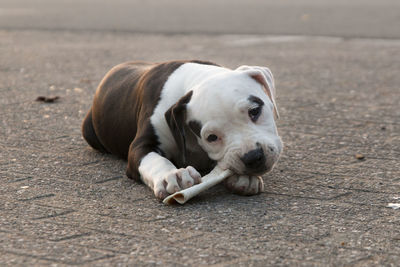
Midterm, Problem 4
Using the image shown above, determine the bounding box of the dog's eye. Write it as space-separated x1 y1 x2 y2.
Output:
206 134 218 142
248 106 262 122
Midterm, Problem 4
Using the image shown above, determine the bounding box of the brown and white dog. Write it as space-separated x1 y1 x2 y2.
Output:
82 60 282 200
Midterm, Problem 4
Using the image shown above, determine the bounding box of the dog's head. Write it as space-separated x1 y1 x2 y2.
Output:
165 65 282 176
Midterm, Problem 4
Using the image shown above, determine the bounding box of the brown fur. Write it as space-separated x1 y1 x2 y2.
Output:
82 60 217 182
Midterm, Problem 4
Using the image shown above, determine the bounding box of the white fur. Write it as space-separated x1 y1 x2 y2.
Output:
141 62 282 199
186 66 282 174
138 152 201 199
150 63 229 157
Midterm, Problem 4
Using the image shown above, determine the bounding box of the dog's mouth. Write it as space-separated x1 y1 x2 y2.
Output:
243 165 271 176
228 163 272 177
218 148 278 177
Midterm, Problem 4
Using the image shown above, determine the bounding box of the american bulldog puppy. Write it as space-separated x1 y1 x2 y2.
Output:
82 60 282 200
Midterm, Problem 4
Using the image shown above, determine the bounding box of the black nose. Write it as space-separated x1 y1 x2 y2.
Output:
240 147 266 171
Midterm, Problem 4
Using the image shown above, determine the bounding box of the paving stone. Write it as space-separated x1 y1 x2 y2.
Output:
0 232 114 265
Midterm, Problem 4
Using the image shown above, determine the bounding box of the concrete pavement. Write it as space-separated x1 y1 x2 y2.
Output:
1 1 400 266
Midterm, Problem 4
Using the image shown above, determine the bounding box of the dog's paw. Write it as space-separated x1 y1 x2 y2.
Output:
154 166 201 200
224 175 264 196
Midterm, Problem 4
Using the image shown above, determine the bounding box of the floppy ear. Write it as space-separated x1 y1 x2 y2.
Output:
236 65 279 119
164 90 193 165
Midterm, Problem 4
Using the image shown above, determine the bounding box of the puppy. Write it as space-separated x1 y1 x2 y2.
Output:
82 60 282 200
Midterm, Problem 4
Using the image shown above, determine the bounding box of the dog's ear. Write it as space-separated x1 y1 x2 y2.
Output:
236 65 279 119
164 90 193 165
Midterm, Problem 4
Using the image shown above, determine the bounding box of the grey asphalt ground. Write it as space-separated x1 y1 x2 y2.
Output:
1 1 400 266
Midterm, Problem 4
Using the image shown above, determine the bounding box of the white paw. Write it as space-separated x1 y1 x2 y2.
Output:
154 166 201 200
224 175 264 196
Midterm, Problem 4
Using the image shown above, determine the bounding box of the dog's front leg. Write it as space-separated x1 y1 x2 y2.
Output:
138 152 202 200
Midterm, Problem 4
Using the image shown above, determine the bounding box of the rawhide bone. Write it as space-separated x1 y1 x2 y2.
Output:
163 168 233 205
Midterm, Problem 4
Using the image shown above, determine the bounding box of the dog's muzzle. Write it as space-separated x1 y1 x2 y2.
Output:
240 147 267 175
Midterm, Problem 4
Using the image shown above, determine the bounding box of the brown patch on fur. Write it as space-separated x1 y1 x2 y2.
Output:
82 60 218 182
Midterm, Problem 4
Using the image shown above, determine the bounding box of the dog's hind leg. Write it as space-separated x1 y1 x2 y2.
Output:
82 109 109 153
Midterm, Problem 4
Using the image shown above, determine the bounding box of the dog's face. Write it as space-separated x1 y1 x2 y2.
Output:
185 66 282 175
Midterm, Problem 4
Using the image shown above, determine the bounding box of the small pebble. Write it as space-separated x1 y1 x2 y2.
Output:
388 203 400 210
355 154 365 160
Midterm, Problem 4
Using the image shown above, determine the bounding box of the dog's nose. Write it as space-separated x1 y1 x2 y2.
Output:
240 147 266 171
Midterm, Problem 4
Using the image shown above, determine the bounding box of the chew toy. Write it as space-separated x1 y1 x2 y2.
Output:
163 168 233 205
